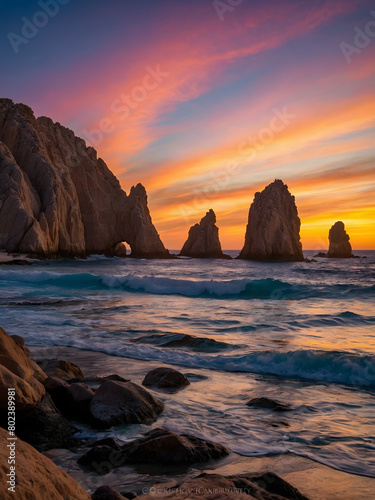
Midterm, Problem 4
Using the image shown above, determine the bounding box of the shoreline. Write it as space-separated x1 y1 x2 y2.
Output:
31 345 375 499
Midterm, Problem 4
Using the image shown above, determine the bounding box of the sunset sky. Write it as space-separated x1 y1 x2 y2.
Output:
1 0 374 250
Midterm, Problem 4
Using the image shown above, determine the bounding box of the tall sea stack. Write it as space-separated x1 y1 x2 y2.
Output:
0 99 170 258
179 209 230 259
238 179 304 261
327 221 353 258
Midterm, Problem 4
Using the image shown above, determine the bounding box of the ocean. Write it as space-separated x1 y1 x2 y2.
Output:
1 250 374 480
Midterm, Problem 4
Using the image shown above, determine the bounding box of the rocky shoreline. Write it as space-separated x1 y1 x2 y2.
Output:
1 329 374 499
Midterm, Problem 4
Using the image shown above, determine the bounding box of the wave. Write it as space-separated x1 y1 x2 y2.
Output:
25 330 375 387
1 270 374 300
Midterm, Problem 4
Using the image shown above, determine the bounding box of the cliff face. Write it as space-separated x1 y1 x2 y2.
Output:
179 209 230 259
238 179 304 261
0 99 169 258
327 221 353 258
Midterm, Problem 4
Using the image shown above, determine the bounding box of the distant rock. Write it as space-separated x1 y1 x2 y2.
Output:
328 221 353 258
0 98 170 258
238 180 304 261
142 367 190 389
113 242 127 257
314 221 354 258
179 209 231 259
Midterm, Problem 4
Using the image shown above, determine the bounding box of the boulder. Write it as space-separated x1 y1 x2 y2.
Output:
38 359 85 380
65 382 95 419
0 427 91 500
327 221 353 258
238 180 304 261
44 375 71 411
121 427 229 465
142 367 190 388
0 326 46 410
179 209 231 259
0 98 170 258
137 471 308 500
15 393 77 451
78 428 229 473
246 397 292 411
89 381 164 428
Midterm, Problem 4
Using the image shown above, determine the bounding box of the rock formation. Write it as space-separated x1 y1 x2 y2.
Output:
179 209 230 259
0 98 170 258
328 221 353 258
0 427 91 500
238 179 304 261
0 327 46 410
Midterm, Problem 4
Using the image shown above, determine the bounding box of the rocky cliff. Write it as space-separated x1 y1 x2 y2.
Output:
327 221 353 258
179 209 230 259
0 98 170 258
238 179 304 261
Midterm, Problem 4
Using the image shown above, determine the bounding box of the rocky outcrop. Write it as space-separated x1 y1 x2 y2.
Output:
89 380 164 428
0 98 169 258
0 427 91 500
328 221 353 258
142 367 190 389
238 180 304 261
0 327 46 410
179 209 231 259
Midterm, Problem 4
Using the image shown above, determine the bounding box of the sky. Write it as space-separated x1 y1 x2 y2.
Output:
1 0 374 250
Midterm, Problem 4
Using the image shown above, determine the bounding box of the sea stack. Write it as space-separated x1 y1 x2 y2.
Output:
327 221 353 258
238 179 304 261
0 99 170 259
179 209 231 259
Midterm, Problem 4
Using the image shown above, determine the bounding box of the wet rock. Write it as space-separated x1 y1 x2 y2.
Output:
246 397 292 411
65 382 95 419
137 471 308 499
15 393 77 451
179 209 231 259
121 427 229 465
44 375 70 409
142 367 190 389
239 179 304 261
38 359 85 380
92 485 128 500
89 381 164 428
